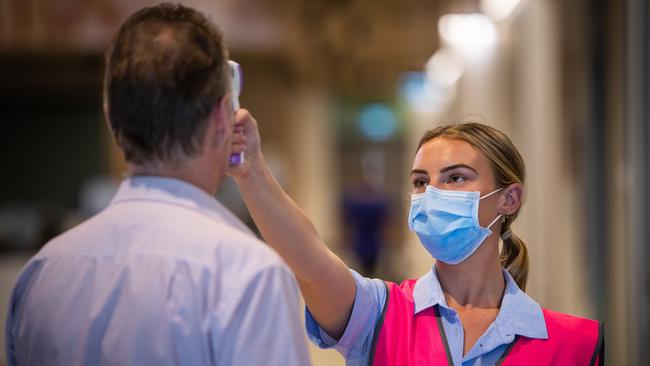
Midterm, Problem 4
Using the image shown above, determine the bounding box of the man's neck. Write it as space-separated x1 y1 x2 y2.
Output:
129 160 222 196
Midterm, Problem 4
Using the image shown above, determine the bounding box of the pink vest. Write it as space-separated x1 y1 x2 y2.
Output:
370 280 604 366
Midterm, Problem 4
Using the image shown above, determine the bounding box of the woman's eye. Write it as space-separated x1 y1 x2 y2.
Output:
449 174 466 184
412 178 427 188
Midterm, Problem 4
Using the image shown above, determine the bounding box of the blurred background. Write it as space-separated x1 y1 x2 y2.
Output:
0 0 647 364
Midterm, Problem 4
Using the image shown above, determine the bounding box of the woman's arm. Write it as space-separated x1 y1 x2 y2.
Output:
228 110 356 339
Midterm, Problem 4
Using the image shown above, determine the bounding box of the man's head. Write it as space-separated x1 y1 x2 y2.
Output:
104 3 231 168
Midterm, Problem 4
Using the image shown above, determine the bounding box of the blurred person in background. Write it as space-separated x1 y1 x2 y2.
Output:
342 176 388 277
229 116 604 365
5 4 309 366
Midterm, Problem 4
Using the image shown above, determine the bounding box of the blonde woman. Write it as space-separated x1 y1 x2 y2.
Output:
229 110 604 365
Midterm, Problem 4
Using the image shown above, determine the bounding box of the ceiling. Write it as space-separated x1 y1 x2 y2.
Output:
0 0 457 93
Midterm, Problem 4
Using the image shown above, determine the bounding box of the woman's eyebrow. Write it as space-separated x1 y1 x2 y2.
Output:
440 164 478 174
410 169 429 176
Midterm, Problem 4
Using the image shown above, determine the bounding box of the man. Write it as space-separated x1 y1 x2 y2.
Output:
5 4 310 365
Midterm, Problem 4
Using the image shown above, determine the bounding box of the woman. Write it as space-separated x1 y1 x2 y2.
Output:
228 110 604 365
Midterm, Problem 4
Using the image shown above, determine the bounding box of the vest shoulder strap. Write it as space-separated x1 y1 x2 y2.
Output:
501 308 604 365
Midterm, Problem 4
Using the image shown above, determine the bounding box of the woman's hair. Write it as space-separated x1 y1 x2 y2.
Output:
417 122 529 291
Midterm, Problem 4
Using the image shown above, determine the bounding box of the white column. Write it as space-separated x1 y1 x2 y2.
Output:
513 0 591 316
289 89 341 248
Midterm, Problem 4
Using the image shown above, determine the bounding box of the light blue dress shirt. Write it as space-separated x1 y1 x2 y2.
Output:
6 176 311 366
306 267 548 366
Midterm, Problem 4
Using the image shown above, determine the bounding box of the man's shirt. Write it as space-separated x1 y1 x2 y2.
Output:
6 176 311 366
306 268 547 366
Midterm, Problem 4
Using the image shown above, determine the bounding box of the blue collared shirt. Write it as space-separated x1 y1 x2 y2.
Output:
306 267 548 366
6 176 311 366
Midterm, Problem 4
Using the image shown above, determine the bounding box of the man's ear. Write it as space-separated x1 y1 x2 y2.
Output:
103 98 111 128
206 93 233 147
499 183 523 215
215 92 233 129
102 98 118 143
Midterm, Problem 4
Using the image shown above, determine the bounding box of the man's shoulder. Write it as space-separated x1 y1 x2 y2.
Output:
212 229 288 274
39 204 288 275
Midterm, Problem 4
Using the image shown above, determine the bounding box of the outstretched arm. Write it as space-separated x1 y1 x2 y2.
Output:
227 110 356 339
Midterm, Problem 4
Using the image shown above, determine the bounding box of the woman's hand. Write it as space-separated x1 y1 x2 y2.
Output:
227 109 264 182
226 108 356 340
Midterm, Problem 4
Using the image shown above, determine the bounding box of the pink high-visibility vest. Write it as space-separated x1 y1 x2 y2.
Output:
370 280 604 366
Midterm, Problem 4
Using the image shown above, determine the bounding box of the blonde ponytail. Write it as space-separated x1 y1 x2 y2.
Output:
499 222 529 291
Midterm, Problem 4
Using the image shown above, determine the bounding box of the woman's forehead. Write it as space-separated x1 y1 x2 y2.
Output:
413 138 486 171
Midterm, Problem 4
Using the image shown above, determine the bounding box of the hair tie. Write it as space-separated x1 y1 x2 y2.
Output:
501 230 512 241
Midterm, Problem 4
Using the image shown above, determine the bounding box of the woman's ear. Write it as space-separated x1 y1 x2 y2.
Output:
499 183 523 215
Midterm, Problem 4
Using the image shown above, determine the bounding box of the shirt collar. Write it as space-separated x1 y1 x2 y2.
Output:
110 175 253 235
412 266 548 340
495 269 548 339
413 266 448 313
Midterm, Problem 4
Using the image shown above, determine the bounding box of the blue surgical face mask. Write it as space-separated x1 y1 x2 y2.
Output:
408 185 503 264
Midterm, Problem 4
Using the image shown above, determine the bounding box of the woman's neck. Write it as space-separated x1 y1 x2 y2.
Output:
435 239 505 309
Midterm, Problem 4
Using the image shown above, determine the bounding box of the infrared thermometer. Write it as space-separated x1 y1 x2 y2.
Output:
228 60 244 166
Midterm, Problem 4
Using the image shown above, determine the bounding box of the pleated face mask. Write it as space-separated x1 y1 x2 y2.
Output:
408 185 502 264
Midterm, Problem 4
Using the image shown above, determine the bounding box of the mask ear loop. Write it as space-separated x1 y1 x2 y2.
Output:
486 214 503 230
480 187 503 200
481 187 504 230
